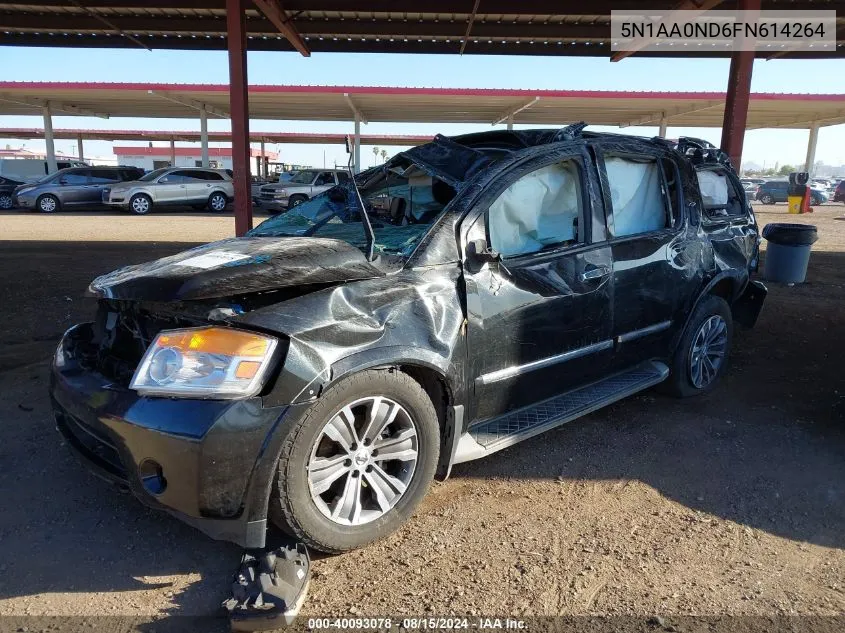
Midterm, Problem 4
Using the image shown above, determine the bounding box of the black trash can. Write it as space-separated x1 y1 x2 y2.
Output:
762 223 818 283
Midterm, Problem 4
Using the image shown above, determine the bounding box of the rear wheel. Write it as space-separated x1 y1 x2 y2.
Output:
129 194 152 215
665 295 733 398
37 194 60 213
760 194 775 205
0 193 13 210
269 369 440 554
207 192 227 212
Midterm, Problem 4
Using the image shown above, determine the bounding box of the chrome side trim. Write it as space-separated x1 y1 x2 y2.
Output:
616 320 672 344
475 339 614 386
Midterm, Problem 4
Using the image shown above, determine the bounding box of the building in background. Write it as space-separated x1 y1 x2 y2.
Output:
113 146 278 173
0 146 116 166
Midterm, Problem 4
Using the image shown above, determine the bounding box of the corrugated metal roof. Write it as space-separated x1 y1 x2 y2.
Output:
1 83 843 129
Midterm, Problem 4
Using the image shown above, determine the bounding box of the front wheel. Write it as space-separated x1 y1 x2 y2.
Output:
287 195 307 208
664 295 733 398
269 370 440 554
37 194 60 213
129 194 152 215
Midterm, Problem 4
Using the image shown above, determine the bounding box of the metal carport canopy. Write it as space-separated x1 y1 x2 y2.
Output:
1 83 844 130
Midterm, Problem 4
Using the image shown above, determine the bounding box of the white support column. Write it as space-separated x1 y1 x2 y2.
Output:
200 105 210 168
506 114 514 131
43 104 58 174
658 114 668 138
170 139 176 167
260 139 265 178
804 123 819 174
77 135 84 163
353 114 361 174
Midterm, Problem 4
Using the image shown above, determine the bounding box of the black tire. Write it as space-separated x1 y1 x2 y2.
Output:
0 193 13 210
207 192 228 212
36 194 60 213
129 193 152 215
759 194 775 205
269 369 440 554
811 196 821 206
664 295 733 398
287 195 307 208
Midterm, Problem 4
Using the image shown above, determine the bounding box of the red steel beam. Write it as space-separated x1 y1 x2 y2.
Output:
720 0 760 170
252 0 310 57
227 0 253 236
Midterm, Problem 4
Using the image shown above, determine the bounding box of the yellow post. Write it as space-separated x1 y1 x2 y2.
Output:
787 194 802 214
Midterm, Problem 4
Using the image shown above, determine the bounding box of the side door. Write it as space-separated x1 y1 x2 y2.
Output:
312 171 337 196
85 168 122 205
462 147 614 423
56 170 91 206
153 172 188 204
593 148 688 369
174 170 208 203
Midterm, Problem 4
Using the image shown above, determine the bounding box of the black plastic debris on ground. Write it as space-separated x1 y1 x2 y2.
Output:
223 544 310 631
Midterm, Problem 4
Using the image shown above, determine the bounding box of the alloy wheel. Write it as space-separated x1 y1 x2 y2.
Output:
39 196 57 212
131 196 150 214
210 194 226 211
0 194 12 210
307 396 419 526
689 315 728 389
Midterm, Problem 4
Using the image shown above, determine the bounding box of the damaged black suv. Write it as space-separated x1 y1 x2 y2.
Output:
50 127 766 554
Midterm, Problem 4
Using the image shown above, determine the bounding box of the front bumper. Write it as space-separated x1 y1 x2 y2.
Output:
12 193 36 209
258 196 289 212
50 324 307 548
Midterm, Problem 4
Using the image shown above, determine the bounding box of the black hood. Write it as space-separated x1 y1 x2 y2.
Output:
87 236 385 301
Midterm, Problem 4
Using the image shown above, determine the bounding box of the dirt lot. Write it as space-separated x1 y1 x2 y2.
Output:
0 205 843 627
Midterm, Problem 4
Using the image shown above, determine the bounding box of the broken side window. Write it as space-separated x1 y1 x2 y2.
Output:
604 156 669 238
487 161 582 258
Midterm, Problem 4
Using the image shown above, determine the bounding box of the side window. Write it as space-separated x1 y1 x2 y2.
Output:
314 171 336 186
604 156 669 237
697 167 746 218
159 173 185 184
59 171 89 185
201 171 224 181
336 171 350 183
172 170 202 182
487 161 583 258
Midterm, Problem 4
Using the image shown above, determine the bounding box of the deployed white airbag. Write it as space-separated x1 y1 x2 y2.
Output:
489 162 580 257
606 157 666 236
696 170 729 208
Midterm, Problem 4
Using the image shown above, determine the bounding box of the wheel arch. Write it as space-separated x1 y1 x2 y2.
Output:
671 271 744 355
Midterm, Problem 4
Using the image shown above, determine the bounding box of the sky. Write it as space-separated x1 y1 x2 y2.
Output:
0 46 843 171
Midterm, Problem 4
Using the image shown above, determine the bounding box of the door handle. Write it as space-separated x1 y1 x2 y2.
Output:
579 266 610 282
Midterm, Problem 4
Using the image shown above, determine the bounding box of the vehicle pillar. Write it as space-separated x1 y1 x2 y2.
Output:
226 0 253 236
43 104 58 174
200 105 210 168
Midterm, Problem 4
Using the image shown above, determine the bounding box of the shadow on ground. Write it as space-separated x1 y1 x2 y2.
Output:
0 241 842 619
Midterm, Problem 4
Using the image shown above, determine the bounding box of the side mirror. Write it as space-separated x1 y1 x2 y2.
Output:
466 238 501 265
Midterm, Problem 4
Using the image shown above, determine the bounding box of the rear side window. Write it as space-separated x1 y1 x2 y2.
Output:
314 172 336 186
200 171 224 181
336 171 350 183
604 156 669 237
488 160 583 258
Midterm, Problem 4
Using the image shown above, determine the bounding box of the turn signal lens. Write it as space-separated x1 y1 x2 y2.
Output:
130 327 278 399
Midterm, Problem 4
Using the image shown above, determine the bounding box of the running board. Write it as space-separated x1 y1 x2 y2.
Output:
452 361 669 464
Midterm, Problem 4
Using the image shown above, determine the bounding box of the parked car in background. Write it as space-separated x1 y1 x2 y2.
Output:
51 128 765 554
0 158 88 183
12 166 145 213
754 180 828 205
258 169 351 212
103 167 234 215
0 175 24 209
833 180 845 203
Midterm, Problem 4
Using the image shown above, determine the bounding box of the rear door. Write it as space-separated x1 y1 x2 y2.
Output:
462 146 615 422
85 168 122 205
175 170 208 202
593 147 688 369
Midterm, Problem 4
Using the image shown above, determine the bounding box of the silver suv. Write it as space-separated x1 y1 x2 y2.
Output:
258 169 350 212
104 167 234 215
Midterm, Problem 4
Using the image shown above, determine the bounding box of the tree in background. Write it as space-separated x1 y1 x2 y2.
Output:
381 149 388 162
777 164 796 176
372 146 380 166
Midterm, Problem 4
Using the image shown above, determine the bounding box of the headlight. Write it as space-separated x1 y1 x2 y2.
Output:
130 327 278 398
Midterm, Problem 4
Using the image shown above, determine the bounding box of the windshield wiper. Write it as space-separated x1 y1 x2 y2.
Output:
345 142 376 261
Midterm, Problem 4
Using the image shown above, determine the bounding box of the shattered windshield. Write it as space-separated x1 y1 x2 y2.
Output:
248 158 461 258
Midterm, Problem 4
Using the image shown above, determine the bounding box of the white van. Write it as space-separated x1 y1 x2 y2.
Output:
0 159 88 183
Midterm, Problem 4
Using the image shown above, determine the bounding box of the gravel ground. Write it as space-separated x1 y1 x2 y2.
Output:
0 204 843 627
